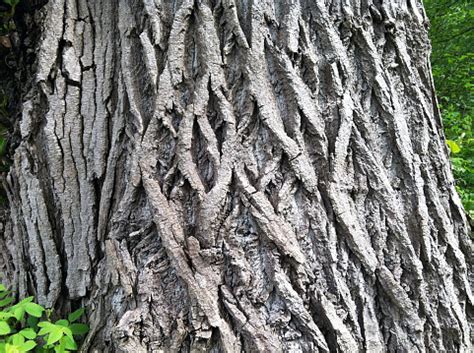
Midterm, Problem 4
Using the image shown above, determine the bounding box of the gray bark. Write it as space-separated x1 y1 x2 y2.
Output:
0 0 472 352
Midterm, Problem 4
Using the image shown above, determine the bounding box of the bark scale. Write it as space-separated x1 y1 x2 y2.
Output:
0 0 472 352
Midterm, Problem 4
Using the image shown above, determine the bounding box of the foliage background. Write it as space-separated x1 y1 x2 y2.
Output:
425 0 474 218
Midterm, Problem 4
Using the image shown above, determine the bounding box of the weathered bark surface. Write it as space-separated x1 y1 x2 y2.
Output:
1 0 472 352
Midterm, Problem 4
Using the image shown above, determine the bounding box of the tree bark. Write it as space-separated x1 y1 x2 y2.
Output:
1 0 472 352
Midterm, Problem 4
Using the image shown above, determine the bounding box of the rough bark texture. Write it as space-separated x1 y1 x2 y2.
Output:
0 0 472 352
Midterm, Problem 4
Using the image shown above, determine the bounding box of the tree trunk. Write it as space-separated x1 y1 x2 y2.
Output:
1 0 472 352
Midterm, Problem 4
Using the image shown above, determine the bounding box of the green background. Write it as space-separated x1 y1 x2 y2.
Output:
425 0 473 218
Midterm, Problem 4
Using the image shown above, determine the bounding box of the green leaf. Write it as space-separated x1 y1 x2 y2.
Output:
60 327 73 340
0 285 6 292
69 323 89 335
5 343 21 353
18 329 36 340
10 334 24 346
37 321 52 328
2 0 20 7
23 303 44 318
0 311 14 320
61 335 77 350
53 345 67 353
0 138 6 157
67 308 85 323
0 291 11 300
46 327 64 345
0 297 13 307
55 320 68 327
19 340 36 352
16 297 33 306
37 322 55 336
447 140 461 153
0 321 11 335
12 307 24 321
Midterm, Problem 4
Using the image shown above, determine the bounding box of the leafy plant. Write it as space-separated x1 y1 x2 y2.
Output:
2 0 20 17
0 1 18 38
0 124 7 158
425 0 474 219
0 284 89 353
